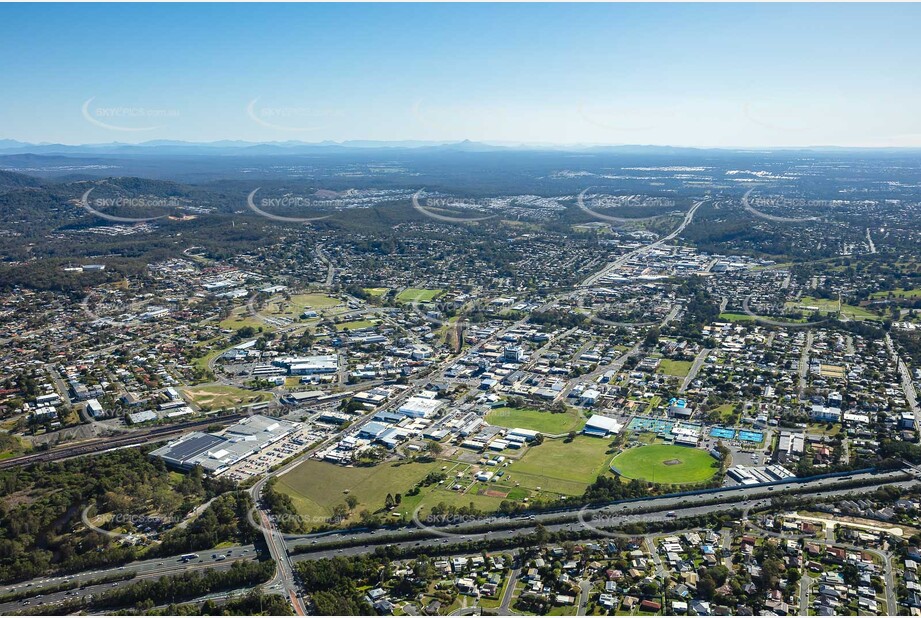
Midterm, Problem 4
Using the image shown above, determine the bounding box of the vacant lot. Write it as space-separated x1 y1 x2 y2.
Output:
280 437 617 526
181 385 272 410
486 406 584 435
218 313 266 332
277 459 441 524
785 296 881 321
657 359 693 378
718 312 755 322
871 288 921 300
396 288 443 303
263 293 343 317
336 319 379 331
611 444 717 485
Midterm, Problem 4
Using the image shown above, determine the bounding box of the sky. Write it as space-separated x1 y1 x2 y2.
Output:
1 2 920 148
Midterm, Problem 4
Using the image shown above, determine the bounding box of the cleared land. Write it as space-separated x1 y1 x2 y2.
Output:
396 288 443 303
260 293 343 317
486 406 585 435
785 295 881 321
611 444 718 485
871 288 921 300
181 385 273 410
718 312 755 322
336 319 379 331
657 359 694 378
219 293 345 331
277 459 441 524
280 437 615 525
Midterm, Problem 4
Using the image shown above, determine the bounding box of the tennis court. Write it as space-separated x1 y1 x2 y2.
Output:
627 417 674 434
709 427 736 440
738 430 764 443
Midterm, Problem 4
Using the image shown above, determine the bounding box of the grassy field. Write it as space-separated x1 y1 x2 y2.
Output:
611 444 718 485
718 312 755 322
396 288 443 303
336 319 378 331
261 293 343 317
713 403 739 425
277 459 442 524
785 296 881 321
511 436 613 487
180 385 273 410
871 288 921 300
486 406 584 435
657 359 693 378
279 437 618 526
363 287 389 297
219 293 347 331
218 314 267 332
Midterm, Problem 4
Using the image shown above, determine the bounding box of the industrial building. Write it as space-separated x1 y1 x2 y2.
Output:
273 355 339 376
398 396 444 418
150 415 300 474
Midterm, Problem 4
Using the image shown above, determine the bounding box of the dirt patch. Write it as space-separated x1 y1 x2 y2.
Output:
663 459 683 466
482 489 509 498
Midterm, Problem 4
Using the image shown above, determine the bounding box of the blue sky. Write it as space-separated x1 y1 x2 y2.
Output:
2 3 920 147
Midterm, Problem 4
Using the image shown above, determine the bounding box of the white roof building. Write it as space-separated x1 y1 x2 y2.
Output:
583 414 623 437
398 396 444 418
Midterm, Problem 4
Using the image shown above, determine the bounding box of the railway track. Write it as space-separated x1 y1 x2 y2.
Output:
0 413 247 470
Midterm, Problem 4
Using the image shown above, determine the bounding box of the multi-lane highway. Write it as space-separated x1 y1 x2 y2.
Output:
284 468 916 559
4 466 913 612
0 545 256 614
581 199 706 288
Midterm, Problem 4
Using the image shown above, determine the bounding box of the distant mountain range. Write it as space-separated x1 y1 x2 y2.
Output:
2 138 919 157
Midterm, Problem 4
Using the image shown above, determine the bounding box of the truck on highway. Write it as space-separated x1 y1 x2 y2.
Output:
666 511 676 518
180 553 199 562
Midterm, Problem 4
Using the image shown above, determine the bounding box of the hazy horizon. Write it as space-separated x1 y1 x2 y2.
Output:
2 3 920 149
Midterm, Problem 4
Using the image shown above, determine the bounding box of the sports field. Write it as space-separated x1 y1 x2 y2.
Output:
486 406 584 435
510 436 613 489
611 444 717 485
396 288 443 303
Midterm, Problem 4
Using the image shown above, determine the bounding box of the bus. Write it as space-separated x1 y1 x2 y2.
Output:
180 553 199 562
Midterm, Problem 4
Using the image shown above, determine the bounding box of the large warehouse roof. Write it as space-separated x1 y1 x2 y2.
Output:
150 415 299 473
